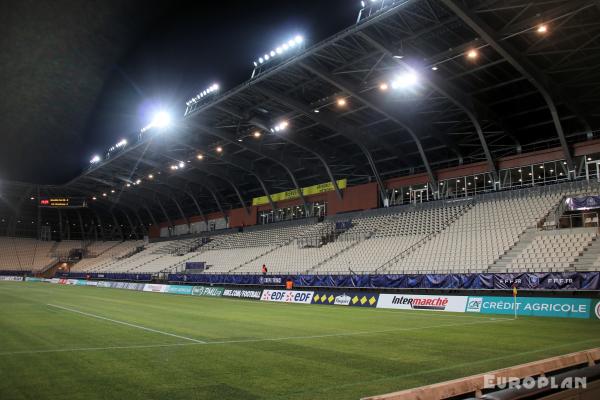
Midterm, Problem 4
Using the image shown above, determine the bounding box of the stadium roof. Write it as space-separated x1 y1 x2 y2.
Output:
3 0 600 224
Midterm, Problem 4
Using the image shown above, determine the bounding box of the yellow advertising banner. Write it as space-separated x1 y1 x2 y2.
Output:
252 179 347 206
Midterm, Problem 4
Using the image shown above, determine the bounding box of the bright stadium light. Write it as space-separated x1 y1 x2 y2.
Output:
271 120 289 133
185 83 220 108
196 153 204 160
90 155 101 164
252 34 305 77
152 111 171 128
391 71 419 89
141 110 172 132
178 161 185 168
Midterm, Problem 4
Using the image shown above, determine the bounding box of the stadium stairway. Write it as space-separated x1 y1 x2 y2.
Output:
571 236 600 271
488 227 538 273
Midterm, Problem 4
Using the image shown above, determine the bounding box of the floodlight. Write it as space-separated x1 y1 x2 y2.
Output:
337 98 347 107
152 111 171 128
92 196 97 200
253 131 261 138
126 183 131 187
466 49 478 59
148 174 154 179
30 196 35 200
196 154 204 160
294 35 303 44
102 193 107 197
90 155 101 164
391 71 418 89
170 165 178 170
379 82 389 91
136 179 142 184
264 54 270 61
270 50 275 57
178 161 185 168
537 24 547 33
111 189 115 193
276 47 282 54
431 66 438 71
259 57 264 63
216 146 223 153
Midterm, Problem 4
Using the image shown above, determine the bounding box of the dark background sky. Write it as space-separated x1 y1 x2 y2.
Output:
0 0 356 184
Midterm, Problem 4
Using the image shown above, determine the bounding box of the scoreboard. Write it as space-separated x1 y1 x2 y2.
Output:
39 197 87 208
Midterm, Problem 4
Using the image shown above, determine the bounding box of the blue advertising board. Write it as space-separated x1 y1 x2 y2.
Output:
166 285 193 295
466 296 592 319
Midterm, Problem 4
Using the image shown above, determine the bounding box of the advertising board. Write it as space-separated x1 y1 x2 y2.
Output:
143 284 169 293
467 296 593 319
0 276 24 281
377 294 468 312
167 285 194 295
594 300 600 320
191 286 224 297
312 291 379 307
222 289 262 299
260 290 314 304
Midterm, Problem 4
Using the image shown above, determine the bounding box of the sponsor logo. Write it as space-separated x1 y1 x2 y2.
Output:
143 284 168 293
334 294 351 306
312 292 378 307
261 290 314 304
391 295 448 310
259 277 282 285
547 278 574 285
377 294 468 312
466 297 483 313
595 301 600 320
191 286 224 297
222 289 262 299
0 276 24 281
478 296 591 319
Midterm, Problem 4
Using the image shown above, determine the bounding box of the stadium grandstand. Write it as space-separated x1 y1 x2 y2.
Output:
1 1 600 400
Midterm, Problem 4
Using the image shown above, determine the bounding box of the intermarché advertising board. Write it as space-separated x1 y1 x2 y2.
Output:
191 286 224 297
466 296 593 319
377 293 469 312
312 291 379 307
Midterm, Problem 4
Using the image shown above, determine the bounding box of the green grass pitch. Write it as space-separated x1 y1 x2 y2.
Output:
1 282 599 400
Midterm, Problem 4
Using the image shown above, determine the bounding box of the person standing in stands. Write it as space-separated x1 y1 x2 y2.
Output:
261 264 267 275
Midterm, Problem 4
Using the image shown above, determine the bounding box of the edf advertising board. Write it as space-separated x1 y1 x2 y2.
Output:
260 290 314 304
466 296 592 319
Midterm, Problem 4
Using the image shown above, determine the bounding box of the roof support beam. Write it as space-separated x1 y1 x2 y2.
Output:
255 85 388 202
441 0 585 173
299 61 439 192
249 116 343 200
155 197 173 236
358 32 503 180
185 190 208 225
189 120 309 212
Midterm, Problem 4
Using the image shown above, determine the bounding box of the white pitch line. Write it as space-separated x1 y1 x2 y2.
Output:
47 304 206 344
0 316 509 356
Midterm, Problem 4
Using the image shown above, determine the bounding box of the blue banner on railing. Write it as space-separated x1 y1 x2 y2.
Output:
164 271 600 290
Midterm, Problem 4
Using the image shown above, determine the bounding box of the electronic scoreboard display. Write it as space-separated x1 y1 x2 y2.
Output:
38 197 87 208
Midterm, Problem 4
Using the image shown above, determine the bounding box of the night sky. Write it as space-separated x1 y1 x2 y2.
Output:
0 0 355 184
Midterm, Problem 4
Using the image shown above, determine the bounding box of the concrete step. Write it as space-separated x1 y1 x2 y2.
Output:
488 227 538 272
